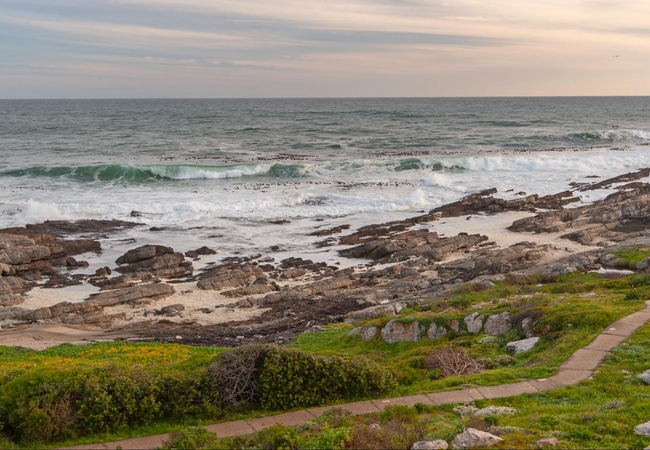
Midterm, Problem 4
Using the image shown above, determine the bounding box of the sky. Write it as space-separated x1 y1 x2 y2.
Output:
1 0 650 98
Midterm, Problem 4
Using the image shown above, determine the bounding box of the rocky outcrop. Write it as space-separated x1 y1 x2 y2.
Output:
345 302 406 322
0 233 97 284
348 326 378 340
451 428 503 449
198 264 265 291
508 184 650 245
484 312 512 336
115 245 192 279
0 219 137 237
578 168 650 192
0 276 30 306
381 320 422 343
427 323 448 339
12 283 176 328
428 188 576 219
116 245 174 264
340 229 487 262
506 337 540 354
445 242 551 278
87 283 176 307
464 313 484 334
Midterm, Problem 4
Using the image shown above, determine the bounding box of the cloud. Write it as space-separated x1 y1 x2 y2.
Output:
1 0 650 97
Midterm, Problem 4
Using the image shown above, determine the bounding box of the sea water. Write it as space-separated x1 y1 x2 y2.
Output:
1 97 649 266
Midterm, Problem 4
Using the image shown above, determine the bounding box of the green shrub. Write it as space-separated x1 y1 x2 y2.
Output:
630 275 650 287
161 426 218 450
448 297 472 310
303 427 349 450
0 365 219 444
257 347 395 410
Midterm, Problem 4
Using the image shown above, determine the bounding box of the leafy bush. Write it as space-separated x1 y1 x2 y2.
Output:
0 365 219 444
161 426 218 450
448 297 472 310
257 346 396 410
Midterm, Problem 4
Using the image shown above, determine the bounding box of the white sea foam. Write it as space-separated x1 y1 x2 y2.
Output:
147 164 272 179
22 199 66 223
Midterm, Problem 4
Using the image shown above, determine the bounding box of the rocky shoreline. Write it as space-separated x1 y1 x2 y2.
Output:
3 168 650 349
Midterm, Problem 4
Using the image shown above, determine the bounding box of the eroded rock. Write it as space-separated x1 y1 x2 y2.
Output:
451 428 503 449
506 337 540 354
484 312 512 336
381 320 422 344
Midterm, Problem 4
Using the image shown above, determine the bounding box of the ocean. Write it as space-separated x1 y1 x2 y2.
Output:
1 97 650 267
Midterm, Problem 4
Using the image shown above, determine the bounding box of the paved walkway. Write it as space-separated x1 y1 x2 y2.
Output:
67 301 650 450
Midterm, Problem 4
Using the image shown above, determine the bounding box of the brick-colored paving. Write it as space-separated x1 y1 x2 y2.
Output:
66 301 650 450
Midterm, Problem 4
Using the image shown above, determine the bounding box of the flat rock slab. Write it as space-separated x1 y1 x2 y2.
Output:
341 400 381 415
206 420 256 438
373 394 433 409
550 369 592 386
601 320 645 337
584 333 628 351
74 435 167 450
476 382 538 399
246 410 316 430
428 389 483 405
560 348 609 371
527 378 565 391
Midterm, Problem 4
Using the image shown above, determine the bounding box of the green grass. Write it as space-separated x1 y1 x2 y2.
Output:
0 271 648 448
613 245 650 266
290 272 647 395
188 323 650 449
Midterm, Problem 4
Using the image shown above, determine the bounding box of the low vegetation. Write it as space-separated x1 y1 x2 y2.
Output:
0 271 647 447
166 323 650 449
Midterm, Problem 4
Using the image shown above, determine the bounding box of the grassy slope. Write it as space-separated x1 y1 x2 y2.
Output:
0 270 649 447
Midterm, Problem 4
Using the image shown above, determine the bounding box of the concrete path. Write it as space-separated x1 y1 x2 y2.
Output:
66 301 650 450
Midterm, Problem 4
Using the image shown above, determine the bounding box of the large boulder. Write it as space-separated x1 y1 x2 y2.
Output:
635 421 650 437
381 320 422 344
345 302 406 322
484 312 512 336
506 337 540 354
115 245 192 279
116 244 174 264
464 313 484 334
451 428 503 449
348 326 378 341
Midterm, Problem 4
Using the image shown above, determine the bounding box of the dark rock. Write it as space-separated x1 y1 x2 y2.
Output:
309 224 351 237
66 257 89 268
185 246 217 258
116 245 174 265
87 283 176 307
95 266 112 277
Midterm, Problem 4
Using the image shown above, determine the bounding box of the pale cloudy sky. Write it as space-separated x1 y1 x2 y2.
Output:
1 0 649 98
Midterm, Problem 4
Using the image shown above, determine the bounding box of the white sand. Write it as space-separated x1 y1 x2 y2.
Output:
20 284 100 309
422 211 597 264
106 281 269 327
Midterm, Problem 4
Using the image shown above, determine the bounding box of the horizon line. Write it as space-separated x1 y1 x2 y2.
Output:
2 95 650 101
